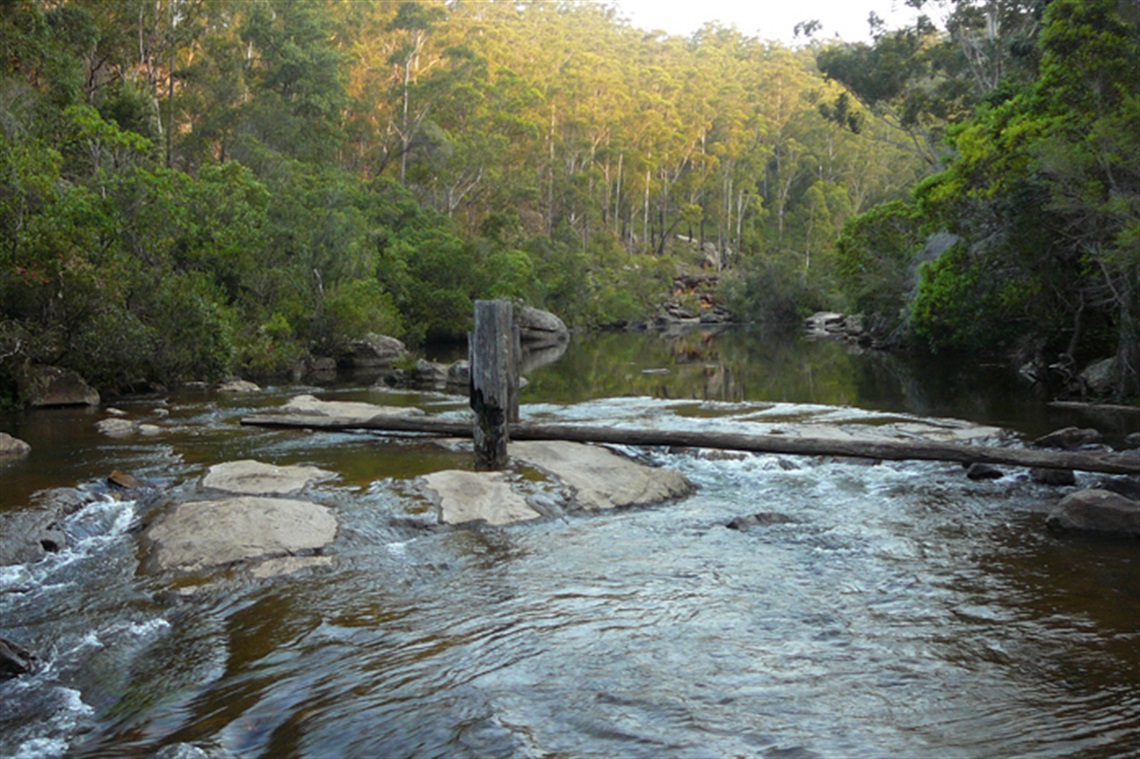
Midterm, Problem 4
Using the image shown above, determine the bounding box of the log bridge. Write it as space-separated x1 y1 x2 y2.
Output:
242 299 1140 477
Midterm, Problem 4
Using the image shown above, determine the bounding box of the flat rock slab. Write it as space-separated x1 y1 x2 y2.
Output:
280 394 425 424
512 440 694 511
202 459 335 495
143 497 337 573
422 471 543 526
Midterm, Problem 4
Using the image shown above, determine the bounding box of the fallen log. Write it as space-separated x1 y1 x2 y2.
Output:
240 413 1140 476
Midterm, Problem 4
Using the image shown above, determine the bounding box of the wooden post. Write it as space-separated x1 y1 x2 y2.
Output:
470 300 517 469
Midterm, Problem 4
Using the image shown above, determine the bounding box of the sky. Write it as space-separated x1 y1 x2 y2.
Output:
605 0 923 45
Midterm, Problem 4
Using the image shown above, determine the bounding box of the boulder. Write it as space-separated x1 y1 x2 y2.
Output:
0 636 38 680
143 496 338 573
17 364 100 407
1031 467 1077 486
1080 357 1117 396
0 509 66 566
1046 489 1140 537
966 462 1004 480
216 378 260 393
348 333 408 368
410 359 449 390
511 440 694 511
1032 426 1103 450
0 432 31 457
446 360 470 391
422 470 543 526
515 306 569 345
202 459 335 496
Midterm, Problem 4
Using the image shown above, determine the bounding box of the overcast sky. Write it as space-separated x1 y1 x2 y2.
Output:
604 0 923 44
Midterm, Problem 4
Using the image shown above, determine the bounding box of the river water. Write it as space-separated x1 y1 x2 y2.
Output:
1 327 1138 758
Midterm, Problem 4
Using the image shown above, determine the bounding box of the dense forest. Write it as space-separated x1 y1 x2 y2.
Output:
0 0 1136 406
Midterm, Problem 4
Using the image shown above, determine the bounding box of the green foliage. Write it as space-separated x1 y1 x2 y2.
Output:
909 243 1029 352
834 200 925 323
719 252 824 324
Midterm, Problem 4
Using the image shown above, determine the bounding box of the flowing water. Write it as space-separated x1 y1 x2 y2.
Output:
1 327 1138 758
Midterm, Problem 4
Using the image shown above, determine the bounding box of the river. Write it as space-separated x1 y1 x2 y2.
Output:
1 326 1138 758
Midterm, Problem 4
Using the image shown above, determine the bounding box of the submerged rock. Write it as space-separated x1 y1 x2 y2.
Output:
1046 489 1140 537
726 512 795 530
202 459 335 496
423 470 543 526
143 496 338 573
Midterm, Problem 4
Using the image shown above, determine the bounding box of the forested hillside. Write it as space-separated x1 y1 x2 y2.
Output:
0 0 1135 405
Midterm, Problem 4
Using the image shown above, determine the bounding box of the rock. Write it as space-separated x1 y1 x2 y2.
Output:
1031 467 1077 486
446 360 470 390
1080 357 1117 396
17 364 100 407
422 470 543 526
0 636 38 680
1126 432 1140 450
142 496 338 573
0 432 31 457
515 306 569 345
279 394 424 424
248 555 333 580
105 407 128 417
1046 489 1140 537
216 378 260 393
95 418 139 437
726 512 794 530
511 440 694 511
1032 426 1103 450
138 423 162 436
348 333 408 368
411 359 449 390
0 509 66 566
1092 475 1140 501
108 470 140 489
202 459 335 496
966 462 1004 480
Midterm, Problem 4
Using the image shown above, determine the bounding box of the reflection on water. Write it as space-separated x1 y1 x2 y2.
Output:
0 328 1138 758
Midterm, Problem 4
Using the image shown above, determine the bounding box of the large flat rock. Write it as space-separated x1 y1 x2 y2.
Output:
143 497 337 573
280 394 424 424
512 440 694 511
422 471 543 526
202 459 335 496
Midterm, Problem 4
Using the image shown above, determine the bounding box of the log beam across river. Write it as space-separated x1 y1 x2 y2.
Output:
240 413 1140 476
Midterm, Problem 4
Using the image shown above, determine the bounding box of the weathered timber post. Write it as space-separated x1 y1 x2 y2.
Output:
470 300 518 469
